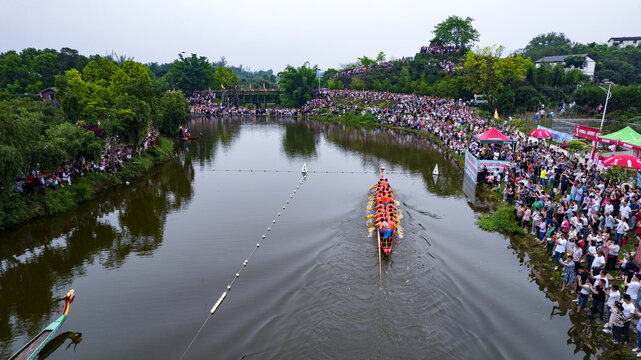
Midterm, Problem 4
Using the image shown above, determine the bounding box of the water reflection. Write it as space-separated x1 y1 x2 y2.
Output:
38 331 82 359
282 121 318 159
0 156 194 358
278 118 463 197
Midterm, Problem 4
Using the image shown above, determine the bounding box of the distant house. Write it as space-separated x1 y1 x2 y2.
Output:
534 54 596 79
607 36 641 48
39 87 58 104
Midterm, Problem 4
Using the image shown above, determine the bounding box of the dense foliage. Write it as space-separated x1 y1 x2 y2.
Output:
278 63 318 107
431 15 479 49
0 98 105 195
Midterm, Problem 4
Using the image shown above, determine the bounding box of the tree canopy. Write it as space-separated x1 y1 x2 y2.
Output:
164 53 215 95
462 46 531 105
278 63 318 107
431 16 479 49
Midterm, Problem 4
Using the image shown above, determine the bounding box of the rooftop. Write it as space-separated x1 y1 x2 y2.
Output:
534 54 592 63
608 36 641 42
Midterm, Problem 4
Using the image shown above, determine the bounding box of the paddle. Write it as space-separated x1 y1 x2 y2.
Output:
377 231 382 284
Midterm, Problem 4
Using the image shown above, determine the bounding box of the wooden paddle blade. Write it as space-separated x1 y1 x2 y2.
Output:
367 221 377 228
397 230 403 237
394 201 400 205
368 226 376 232
365 214 375 220
366 207 375 211
367 201 374 205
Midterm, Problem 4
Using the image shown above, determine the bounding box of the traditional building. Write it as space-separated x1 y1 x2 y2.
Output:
607 36 641 48
38 87 58 104
534 54 596 79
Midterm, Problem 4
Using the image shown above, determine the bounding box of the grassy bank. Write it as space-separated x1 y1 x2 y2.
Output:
0 136 175 230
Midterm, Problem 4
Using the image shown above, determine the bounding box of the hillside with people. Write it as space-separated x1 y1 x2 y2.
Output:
314 17 641 123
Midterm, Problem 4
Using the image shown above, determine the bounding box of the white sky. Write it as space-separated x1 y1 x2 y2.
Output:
1 0 639 72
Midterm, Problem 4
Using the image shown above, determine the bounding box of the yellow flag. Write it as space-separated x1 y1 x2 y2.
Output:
494 108 499 119
249 83 252 89
221 83 224 89
263 83 266 89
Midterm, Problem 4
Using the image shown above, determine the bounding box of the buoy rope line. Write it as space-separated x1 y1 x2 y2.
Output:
178 173 309 360
210 169 414 174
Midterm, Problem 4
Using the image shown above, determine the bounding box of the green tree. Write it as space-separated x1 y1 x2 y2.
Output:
29 52 59 88
0 101 43 193
522 32 572 61
462 46 530 105
358 55 377 67
55 68 88 122
108 95 151 144
431 15 479 49
213 66 240 89
155 91 189 137
278 63 318 107
82 57 119 85
45 122 105 162
108 61 153 103
164 53 215 94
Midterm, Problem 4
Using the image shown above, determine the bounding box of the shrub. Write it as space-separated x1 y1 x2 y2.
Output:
566 140 586 153
477 204 524 235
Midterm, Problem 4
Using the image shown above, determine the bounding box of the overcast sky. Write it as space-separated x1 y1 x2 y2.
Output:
1 0 639 72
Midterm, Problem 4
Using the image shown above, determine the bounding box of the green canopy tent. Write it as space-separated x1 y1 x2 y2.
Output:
599 126 641 151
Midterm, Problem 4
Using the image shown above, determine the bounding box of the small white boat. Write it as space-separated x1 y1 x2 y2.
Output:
432 164 439 175
301 162 308 176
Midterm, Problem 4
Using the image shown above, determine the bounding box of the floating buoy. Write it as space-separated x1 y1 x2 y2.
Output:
433 164 439 176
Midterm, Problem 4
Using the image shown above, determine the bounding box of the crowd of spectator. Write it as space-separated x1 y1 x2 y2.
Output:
13 127 159 194
419 43 461 55
334 58 412 79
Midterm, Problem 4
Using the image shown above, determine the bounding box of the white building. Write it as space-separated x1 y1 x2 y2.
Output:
607 37 641 48
534 54 596 79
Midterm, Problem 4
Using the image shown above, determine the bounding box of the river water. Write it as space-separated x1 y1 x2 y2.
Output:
1 117 586 359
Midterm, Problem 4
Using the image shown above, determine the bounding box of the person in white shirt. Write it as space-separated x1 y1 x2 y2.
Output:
603 283 621 334
621 294 636 345
592 253 606 277
625 274 641 308
554 235 567 268
616 217 630 244
621 202 632 222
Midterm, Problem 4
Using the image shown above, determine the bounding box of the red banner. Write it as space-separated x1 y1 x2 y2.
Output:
574 124 600 140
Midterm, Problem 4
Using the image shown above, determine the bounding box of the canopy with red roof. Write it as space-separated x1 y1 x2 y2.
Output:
472 127 516 145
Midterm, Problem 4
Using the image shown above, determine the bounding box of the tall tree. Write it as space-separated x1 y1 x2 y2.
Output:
278 62 318 107
155 91 189 137
213 66 240 89
431 15 479 49
522 32 572 61
164 53 215 94
462 46 531 105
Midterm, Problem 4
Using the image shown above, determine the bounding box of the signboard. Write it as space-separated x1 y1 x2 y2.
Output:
537 125 573 143
479 159 512 175
574 124 600 140
464 150 511 183
464 150 479 180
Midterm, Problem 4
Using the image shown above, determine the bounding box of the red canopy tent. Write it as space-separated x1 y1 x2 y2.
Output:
472 127 515 145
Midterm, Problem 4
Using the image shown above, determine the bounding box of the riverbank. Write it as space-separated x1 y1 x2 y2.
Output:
0 136 175 231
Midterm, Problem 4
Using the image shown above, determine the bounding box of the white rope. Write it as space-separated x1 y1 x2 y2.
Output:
178 173 309 360
209 169 411 174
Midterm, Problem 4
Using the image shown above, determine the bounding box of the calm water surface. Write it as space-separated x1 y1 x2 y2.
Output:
1 117 586 359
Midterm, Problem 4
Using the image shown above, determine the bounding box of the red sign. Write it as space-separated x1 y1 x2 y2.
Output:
574 124 600 140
